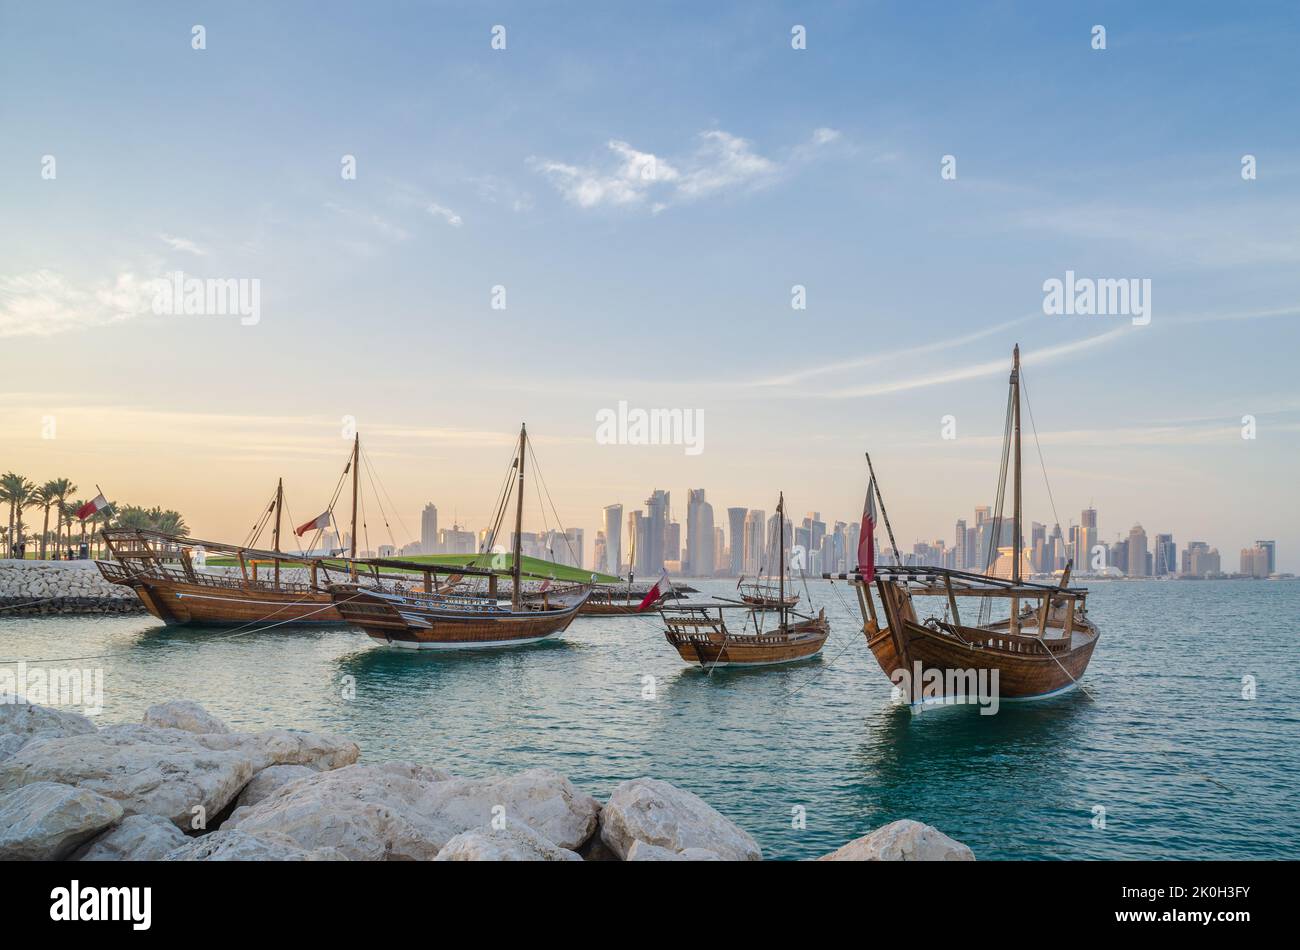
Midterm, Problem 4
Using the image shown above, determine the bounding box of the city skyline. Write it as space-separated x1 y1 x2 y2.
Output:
2 5 1297 571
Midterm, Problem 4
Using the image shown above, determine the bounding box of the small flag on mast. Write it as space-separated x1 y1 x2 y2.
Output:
76 493 110 521
857 479 876 584
295 511 331 537
637 570 672 611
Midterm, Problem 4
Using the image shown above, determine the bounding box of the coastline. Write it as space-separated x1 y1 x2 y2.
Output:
0 699 974 862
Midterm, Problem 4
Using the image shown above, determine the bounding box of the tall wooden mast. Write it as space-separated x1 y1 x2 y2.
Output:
777 491 785 626
272 478 283 588
1012 345 1022 584
1011 345 1022 633
349 433 359 579
511 424 526 611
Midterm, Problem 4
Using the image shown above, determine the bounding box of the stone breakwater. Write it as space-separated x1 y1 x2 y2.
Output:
0 699 976 862
0 561 144 616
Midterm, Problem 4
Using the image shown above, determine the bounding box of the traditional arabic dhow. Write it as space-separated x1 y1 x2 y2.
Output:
827 346 1100 702
326 424 592 649
662 491 829 668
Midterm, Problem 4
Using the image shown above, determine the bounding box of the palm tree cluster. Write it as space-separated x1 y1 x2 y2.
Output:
0 472 189 559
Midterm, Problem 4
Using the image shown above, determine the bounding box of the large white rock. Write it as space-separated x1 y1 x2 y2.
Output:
0 703 97 762
101 723 359 773
224 763 461 861
817 820 975 861
75 813 188 861
626 840 722 861
421 767 600 851
600 778 761 861
142 700 230 735
0 728 257 829
165 829 346 861
434 818 581 861
0 781 124 860
235 764 317 809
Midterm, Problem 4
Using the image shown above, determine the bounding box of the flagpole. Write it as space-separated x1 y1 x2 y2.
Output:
864 453 901 568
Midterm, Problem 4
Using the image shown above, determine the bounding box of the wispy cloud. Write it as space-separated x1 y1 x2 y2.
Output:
530 127 840 212
0 270 157 339
425 202 463 227
159 233 207 256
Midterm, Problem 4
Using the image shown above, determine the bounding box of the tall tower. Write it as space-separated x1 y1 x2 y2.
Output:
603 504 623 574
726 508 747 576
420 503 438 554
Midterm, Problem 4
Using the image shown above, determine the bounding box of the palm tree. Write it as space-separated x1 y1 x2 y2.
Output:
33 483 55 559
0 473 37 558
45 478 76 558
151 508 190 536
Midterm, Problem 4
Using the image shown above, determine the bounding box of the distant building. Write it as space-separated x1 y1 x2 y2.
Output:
603 504 623 575
686 489 715 578
1241 545 1270 578
439 525 475 555
954 519 967 571
1255 540 1276 575
1153 533 1176 576
742 510 766 575
1127 524 1149 577
726 508 747 576
593 531 607 576
642 490 669 575
420 503 438 554
1182 541 1221 577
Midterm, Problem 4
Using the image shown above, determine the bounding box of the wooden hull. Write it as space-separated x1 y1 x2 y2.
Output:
667 618 829 668
864 617 1098 700
739 595 799 611
97 566 342 626
329 584 589 649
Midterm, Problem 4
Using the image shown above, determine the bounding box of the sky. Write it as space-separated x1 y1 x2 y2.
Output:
2 1 1298 570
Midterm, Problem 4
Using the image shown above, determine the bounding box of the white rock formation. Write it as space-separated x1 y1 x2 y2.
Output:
626 840 722 861
600 777 761 861
0 728 257 829
0 703 97 762
0 781 124 860
421 767 600 851
165 829 346 861
816 819 975 861
235 764 317 809
434 818 582 861
75 814 188 861
143 700 230 735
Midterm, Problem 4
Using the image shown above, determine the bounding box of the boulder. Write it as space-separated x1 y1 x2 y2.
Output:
223 763 461 861
75 814 187 861
600 778 761 861
165 829 346 861
235 764 317 809
817 820 975 861
0 781 123 860
434 819 582 862
0 703 97 761
196 728 360 772
142 700 230 735
421 767 600 851
626 840 722 861
0 728 257 829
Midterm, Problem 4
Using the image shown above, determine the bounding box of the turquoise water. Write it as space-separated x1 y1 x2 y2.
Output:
3 579 1297 860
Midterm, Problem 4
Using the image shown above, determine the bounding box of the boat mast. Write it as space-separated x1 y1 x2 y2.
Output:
511 424 526 611
1011 345 1022 631
778 491 785 626
1012 345 1022 584
349 433 359 579
272 478 283 589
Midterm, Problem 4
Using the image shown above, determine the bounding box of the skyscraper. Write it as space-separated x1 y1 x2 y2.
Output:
1153 533 1175 576
1127 524 1149 577
420 503 438 554
742 510 766 575
685 489 715 578
593 531 607 576
603 504 623 575
726 507 747 576
1078 507 1098 573
642 490 669 575
1255 540 1276 575
954 519 967 571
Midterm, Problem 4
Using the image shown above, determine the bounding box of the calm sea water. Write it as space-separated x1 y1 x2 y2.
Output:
2 579 1297 860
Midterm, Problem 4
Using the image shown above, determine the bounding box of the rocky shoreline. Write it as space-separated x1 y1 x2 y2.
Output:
0 561 144 616
0 699 975 861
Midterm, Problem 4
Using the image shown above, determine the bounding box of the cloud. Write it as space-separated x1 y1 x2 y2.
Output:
160 233 207 256
426 202 463 227
531 127 837 212
0 270 157 339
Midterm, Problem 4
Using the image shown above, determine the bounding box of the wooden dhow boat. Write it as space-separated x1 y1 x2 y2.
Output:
662 492 829 668
96 437 369 626
326 424 592 649
826 346 1100 702
737 580 799 610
